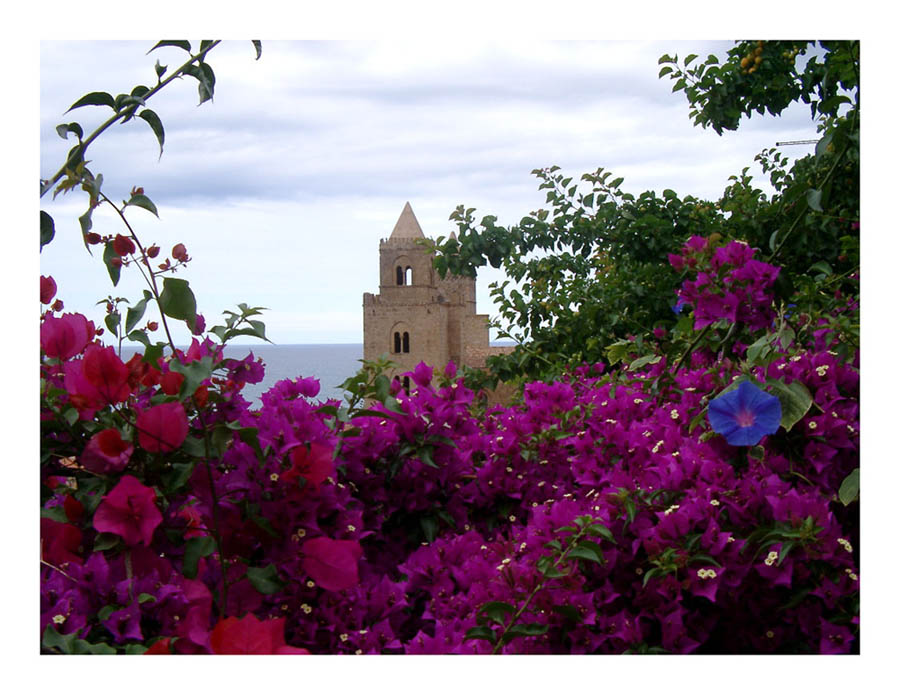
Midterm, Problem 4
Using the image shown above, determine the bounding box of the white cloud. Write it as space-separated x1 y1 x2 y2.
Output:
40 39 820 345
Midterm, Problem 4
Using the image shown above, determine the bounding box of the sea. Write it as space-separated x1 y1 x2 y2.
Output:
121 343 364 407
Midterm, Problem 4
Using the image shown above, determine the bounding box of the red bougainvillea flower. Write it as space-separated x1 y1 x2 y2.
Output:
83 345 132 404
210 614 309 654
282 443 334 490
301 537 363 591
40 313 94 360
136 402 189 453
143 638 173 654
112 234 136 256
40 518 84 567
172 243 189 262
159 371 185 396
40 275 57 304
93 475 162 546
80 428 133 474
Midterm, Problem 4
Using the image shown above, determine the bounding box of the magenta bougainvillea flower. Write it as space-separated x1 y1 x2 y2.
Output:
282 442 333 490
210 614 309 654
301 537 363 591
40 312 94 360
93 475 162 546
136 402 189 453
40 275 57 304
707 381 782 446
80 428 133 474
410 362 433 387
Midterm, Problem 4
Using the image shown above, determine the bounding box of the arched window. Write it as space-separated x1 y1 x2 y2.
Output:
396 266 404 286
394 332 401 353
405 266 413 285
402 332 410 353
402 376 410 392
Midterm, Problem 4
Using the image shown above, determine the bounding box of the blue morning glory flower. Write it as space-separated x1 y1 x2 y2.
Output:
707 381 782 446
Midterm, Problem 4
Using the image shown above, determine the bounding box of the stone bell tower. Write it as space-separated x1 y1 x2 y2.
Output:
362 202 499 385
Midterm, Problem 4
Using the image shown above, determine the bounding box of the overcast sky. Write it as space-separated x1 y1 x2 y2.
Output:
40 39 827 345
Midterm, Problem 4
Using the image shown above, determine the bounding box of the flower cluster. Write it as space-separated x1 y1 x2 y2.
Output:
40 273 859 655
670 237 781 331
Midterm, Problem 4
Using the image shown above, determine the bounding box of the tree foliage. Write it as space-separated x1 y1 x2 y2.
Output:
431 40 859 388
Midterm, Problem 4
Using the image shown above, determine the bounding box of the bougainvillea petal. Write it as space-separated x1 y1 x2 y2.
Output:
301 537 363 591
136 402 189 453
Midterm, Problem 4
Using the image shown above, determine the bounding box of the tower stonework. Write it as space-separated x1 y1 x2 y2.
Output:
363 202 505 382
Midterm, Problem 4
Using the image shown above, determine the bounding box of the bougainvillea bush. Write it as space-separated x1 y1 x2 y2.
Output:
39 40 859 655
39 245 859 654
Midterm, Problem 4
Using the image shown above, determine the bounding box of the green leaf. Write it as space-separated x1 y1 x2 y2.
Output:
586 523 615 543
187 62 216 104
420 515 439 543
374 374 390 402
246 564 285 595
464 626 497 643
502 622 549 643
40 211 55 250
143 342 165 366
183 535 216 579
67 91 116 112
746 334 773 365
658 66 673 78
105 311 120 335
629 354 661 370
161 462 195 493
125 291 153 334
251 40 262 60
170 355 214 399
478 601 516 625
764 379 813 431
815 131 834 159
55 122 83 140
159 277 197 322
808 260 833 276
125 331 150 347
419 445 438 469
126 192 159 217
103 241 122 286
42 626 116 654
149 40 191 53
138 110 165 158
568 545 603 564
79 208 94 253
684 53 698 66
806 188 823 212
838 468 859 505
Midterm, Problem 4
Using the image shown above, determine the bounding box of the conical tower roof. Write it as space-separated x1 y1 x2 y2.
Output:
390 202 425 239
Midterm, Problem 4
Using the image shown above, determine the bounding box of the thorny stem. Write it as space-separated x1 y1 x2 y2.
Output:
99 200 230 617
100 194 177 353
40 41 222 198
672 325 710 375
491 524 590 654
